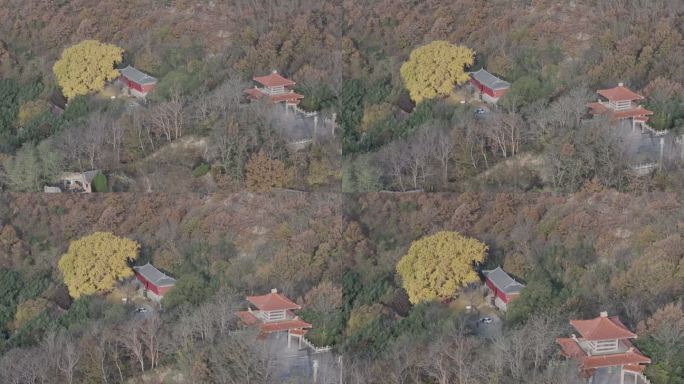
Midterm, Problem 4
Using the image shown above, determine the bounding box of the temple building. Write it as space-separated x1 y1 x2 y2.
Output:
133 263 176 302
469 69 511 103
243 70 304 108
588 83 653 131
557 311 651 384
237 289 312 348
118 66 157 98
482 266 525 311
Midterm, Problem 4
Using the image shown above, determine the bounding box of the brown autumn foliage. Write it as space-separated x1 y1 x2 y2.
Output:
244 151 289 192
0 0 682 381
1 187 684 381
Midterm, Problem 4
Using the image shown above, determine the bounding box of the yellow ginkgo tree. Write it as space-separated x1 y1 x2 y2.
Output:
400 41 474 103
53 40 123 99
58 232 139 298
396 231 487 304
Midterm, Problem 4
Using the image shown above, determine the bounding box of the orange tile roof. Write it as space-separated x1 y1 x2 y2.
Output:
597 85 644 102
582 349 651 369
588 102 653 120
557 337 650 370
610 106 653 120
243 88 304 104
588 102 610 114
570 314 637 341
270 91 304 103
244 87 266 100
253 72 296 88
246 290 301 311
259 318 312 333
236 311 260 325
557 337 586 359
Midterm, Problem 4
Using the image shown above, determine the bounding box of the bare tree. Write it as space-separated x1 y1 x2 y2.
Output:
82 112 109 169
109 117 126 164
149 94 184 141
0 347 49 384
457 123 489 170
486 112 524 158
563 87 592 127
211 293 238 336
434 129 456 186
489 315 565 383
41 330 60 372
140 315 162 370
79 325 114 384
210 119 251 180
121 322 145 373
379 140 410 191
133 108 154 154
210 77 247 117
205 331 276 384
420 323 482 384
107 328 126 383
56 336 81 384
382 338 422 384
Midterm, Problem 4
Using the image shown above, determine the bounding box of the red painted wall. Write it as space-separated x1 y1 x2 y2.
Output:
135 273 173 296
120 76 155 94
157 285 173 296
141 83 155 93
485 278 511 304
470 78 508 98
492 88 508 98
135 273 159 295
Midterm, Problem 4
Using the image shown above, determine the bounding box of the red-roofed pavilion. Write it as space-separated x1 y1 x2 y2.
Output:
244 70 304 107
254 72 296 88
246 290 301 312
588 83 653 130
237 289 312 349
557 311 651 383
570 314 637 341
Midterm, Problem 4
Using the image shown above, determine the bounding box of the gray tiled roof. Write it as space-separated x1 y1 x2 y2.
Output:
119 66 157 85
483 266 525 294
133 263 176 286
470 69 510 90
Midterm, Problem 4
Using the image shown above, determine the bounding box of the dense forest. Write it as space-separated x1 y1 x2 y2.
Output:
1 190 683 382
0 0 683 383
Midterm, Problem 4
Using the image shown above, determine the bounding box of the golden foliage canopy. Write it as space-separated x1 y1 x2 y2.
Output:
53 40 123 99
396 231 487 304
58 232 139 298
245 151 289 192
400 41 474 103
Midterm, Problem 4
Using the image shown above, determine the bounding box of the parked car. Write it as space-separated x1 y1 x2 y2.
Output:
135 307 148 313
475 107 487 114
480 316 493 324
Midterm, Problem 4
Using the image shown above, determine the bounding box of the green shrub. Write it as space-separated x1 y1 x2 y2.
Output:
192 163 210 178
91 172 108 192
61 95 90 122
161 273 215 310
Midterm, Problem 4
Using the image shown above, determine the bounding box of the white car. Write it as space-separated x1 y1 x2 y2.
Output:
480 316 493 324
475 108 487 114
135 307 148 313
